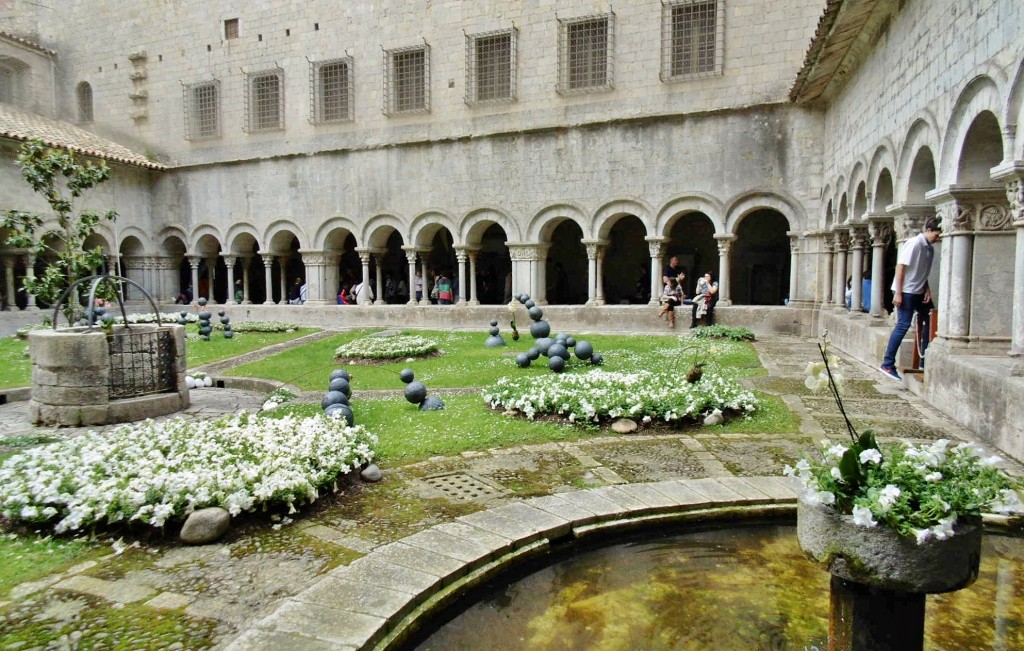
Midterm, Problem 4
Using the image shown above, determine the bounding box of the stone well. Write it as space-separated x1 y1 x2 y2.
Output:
27 324 189 426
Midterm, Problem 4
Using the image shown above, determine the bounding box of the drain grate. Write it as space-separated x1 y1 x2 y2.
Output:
420 473 506 501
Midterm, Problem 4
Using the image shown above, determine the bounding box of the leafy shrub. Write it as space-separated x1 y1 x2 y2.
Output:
691 325 756 341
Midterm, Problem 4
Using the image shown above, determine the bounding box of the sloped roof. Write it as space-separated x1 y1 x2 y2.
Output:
0 103 165 170
790 0 891 105
0 31 56 56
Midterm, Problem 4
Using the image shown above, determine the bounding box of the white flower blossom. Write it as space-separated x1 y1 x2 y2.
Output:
924 472 942 482
859 449 882 465
830 467 842 480
852 505 877 527
930 516 957 540
877 485 901 512
913 528 932 545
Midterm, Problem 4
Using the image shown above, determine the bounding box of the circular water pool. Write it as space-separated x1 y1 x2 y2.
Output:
413 524 1024 650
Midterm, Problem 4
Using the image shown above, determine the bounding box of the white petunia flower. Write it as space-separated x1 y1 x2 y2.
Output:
852 505 877 527
859 449 882 465
924 472 942 482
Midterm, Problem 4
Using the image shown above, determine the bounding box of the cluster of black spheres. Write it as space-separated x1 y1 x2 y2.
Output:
322 369 355 425
400 368 444 411
512 292 604 373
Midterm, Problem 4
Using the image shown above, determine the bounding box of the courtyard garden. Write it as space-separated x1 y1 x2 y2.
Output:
1 324 1016 650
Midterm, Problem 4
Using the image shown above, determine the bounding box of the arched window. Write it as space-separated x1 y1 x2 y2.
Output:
76 81 93 123
0 56 30 107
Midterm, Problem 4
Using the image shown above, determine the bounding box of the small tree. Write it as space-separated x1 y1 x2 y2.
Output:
2 139 118 322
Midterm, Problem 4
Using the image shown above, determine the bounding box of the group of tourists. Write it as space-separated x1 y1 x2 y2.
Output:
657 255 718 328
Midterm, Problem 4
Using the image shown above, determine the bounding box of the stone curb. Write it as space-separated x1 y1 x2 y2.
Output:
222 475 800 651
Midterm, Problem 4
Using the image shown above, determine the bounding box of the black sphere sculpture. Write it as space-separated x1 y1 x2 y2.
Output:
404 380 427 404
322 390 347 409
530 320 551 339
591 352 604 365
490 319 499 327
574 340 594 360
534 337 554 354
329 404 355 426
330 369 351 382
527 347 541 360
565 336 577 348
547 343 570 361
515 352 531 368
328 377 351 396
528 306 543 320
399 368 415 384
419 396 445 411
548 356 566 373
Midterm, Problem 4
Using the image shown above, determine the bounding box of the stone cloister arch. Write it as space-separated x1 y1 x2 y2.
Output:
730 209 791 306
665 211 718 299
461 209 514 306
191 232 223 304
541 217 587 306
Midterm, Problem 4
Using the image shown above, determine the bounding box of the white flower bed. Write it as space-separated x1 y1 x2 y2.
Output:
483 369 758 423
0 412 378 532
214 320 296 333
334 334 438 360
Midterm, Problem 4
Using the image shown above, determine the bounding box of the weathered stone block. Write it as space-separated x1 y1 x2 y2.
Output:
31 383 107 406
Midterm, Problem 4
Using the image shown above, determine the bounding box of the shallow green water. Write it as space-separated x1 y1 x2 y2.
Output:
416 525 1024 650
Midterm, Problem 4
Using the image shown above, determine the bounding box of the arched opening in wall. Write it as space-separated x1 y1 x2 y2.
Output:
266 231 301 304
160 236 188 302
907 148 935 202
229 233 259 303
31 232 63 310
323 227 355 300
82 233 112 274
382 230 408 304
194 234 222 303
853 182 867 221
666 212 716 297
119 236 145 301
731 210 791 306
545 220 587 305
958 111 1003 183
837 194 849 224
476 224 510 305
957 111 1011 339
824 200 833 229
873 169 896 312
426 229 457 303
0 57 30 109
601 215 647 304
76 82 93 123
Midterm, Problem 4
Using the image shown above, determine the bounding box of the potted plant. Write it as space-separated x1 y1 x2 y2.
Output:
786 335 1022 590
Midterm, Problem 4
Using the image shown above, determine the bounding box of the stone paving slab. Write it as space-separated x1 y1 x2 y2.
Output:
143 591 193 610
714 476 774 504
553 487 628 517
341 556 441 596
225 629 353 651
399 528 494 565
368 541 468 579
524 494 603 525
433 521 515 558
52 575 156 604
487 502 572 540
259 600 384 648
295 576 414 620
591 485 660 514
456 508 546 545
614 482 681 511
732 476 800 501
646 480 718 507
685 477 748 504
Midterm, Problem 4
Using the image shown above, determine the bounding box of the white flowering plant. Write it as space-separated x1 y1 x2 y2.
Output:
483 368 758 424
0 412 377 533
785 334 1022 543
334 334 438 360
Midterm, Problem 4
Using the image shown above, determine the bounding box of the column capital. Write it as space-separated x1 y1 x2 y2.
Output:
643 235 668 244
221 254 236 265
831 226 850 250
186 254 202 268
926 185 1010 234
261 254 274 267
867 220 893 247
991 161 1024 227
297 249 328 265
507 242 546 261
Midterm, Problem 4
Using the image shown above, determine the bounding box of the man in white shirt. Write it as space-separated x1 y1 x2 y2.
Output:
880 218 941 381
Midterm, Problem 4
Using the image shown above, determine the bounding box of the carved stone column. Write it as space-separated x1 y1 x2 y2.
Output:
355 247 373 305
787 232 800 305
373 248 386 305
867 218 893 318
993 163 1024 357
223 255 237 305
595 244 607 306
3 255 16 310
467 249 480 305
533 244 549 305
188 255 201 303
582 239 607 306
277 256 288 303
418 253 430 305
645 236 666 306
454 248 468 305
832 228 849 309
204 255 218 305
240 256 252 304
401 246 417 305
262 255 274 305
507 243 537 303
714 234 735 306
23 254 35 308
820 233 834 305
298 249 328 305
849 226 867 313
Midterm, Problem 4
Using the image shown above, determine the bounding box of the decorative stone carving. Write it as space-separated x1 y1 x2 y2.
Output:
647 241 665 258
868 222 893 247
789 238 800 254
507 245 535 261
977 204 1011 231
822 234 835 253
299 251 326 265
834 231 850 250
896 214 928 241
584 242 600 259
1004 177 1024 222
849 228 867 249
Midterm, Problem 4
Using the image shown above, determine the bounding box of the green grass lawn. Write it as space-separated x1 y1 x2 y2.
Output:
0 337 31 389
228 328 766 390
0 326 318 389
0 534 102 595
